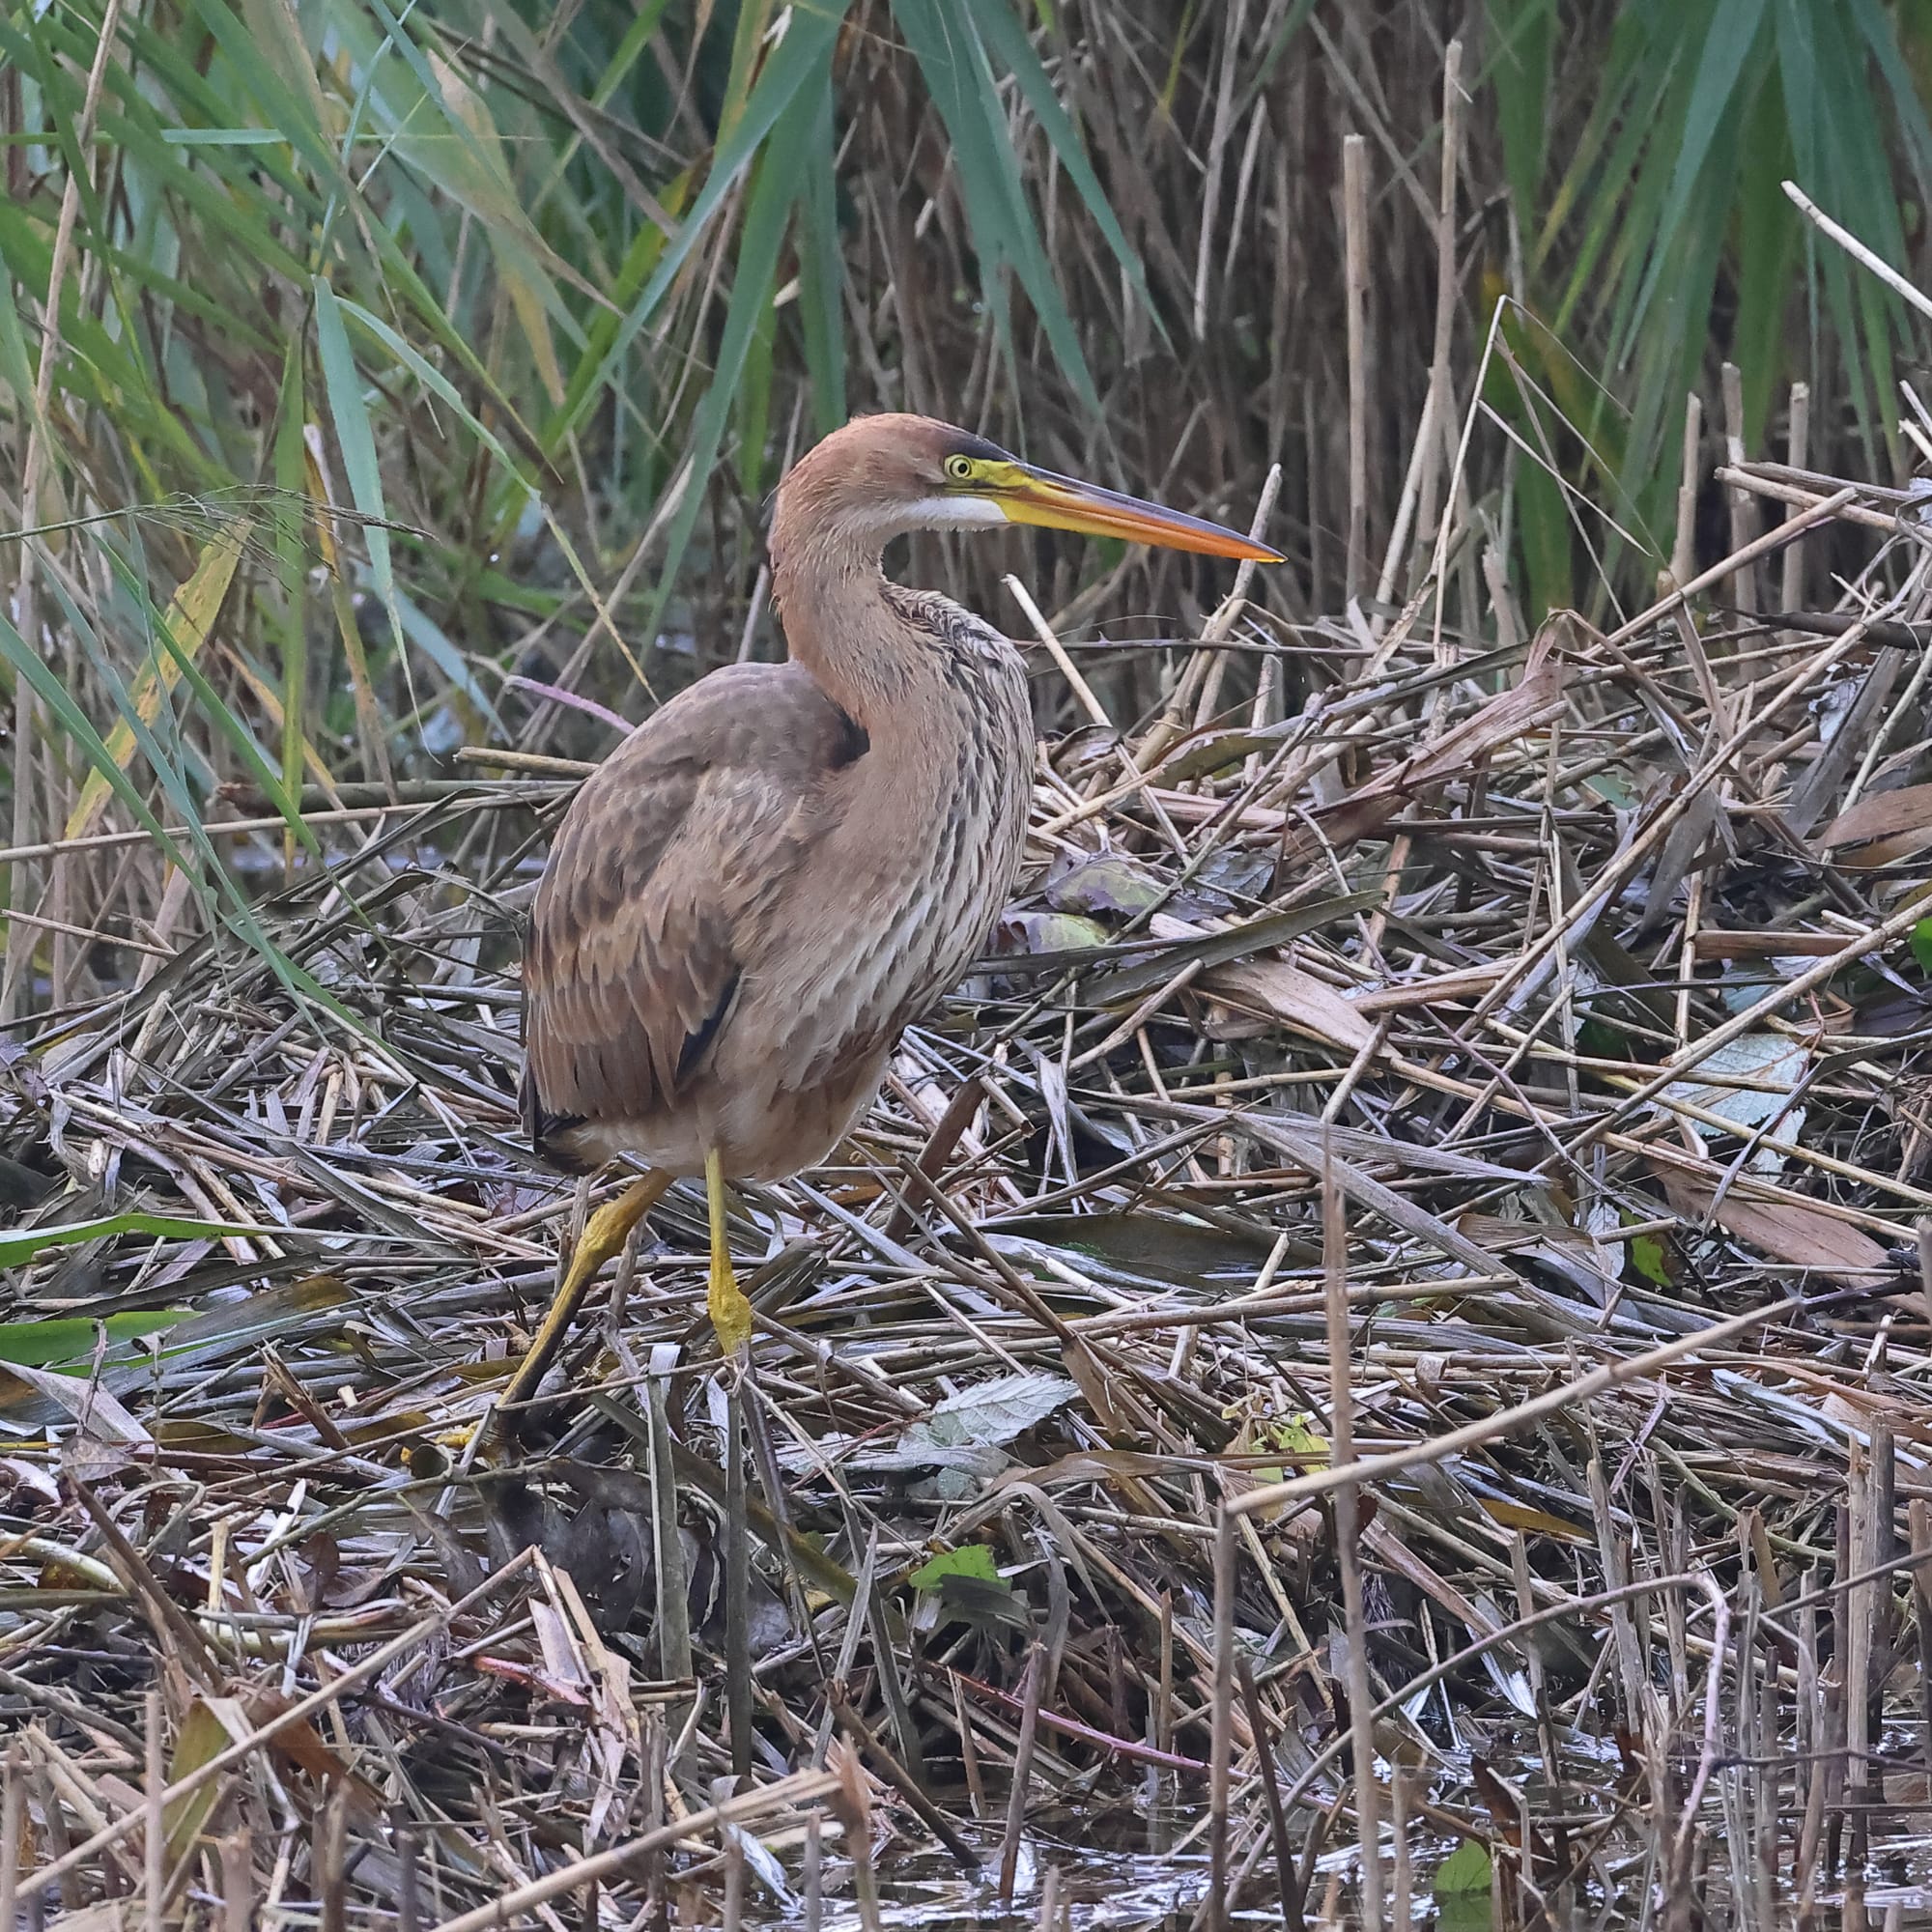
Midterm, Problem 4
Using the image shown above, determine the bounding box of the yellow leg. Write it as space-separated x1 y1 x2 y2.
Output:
704 1148 755 1362
495 1171 672 1434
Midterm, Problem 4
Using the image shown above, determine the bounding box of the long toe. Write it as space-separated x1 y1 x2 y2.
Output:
707 1254 754 1361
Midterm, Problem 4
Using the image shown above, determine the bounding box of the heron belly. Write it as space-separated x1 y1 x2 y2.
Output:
547 1045 888 1183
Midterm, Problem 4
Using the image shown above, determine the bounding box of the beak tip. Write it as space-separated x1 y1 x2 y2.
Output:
1002 466 1291 565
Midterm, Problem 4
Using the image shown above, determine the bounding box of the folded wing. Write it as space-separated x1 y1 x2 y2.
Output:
520 662 867 1158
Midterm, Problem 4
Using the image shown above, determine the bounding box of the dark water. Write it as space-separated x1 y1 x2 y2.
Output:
782 1826 1932 1931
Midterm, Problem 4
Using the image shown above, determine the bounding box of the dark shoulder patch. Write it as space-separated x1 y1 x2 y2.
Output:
677 968 742 1083
522 1065 590 1169
830 706 869 769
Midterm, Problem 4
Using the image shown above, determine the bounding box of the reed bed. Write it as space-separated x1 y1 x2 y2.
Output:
5 8 1932 1922
9 407 1932 1928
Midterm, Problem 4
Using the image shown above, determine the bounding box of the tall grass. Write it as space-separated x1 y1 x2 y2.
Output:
0 0 1928 1017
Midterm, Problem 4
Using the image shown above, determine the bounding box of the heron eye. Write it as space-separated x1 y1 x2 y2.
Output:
944 454 976 483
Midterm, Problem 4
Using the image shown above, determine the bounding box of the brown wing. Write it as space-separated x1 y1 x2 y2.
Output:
520 662 866 1159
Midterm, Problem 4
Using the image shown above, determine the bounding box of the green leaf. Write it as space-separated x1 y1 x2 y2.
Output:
0 1277 355 1432
909 1544 1004 1591
0 1311 192 1370
1631 1232 1673 1288
0 1214 255 1271
1630 0 1770 332
336 297 536 484
643 61 830 634
1435 1837 1494 1895
1487 0 1556 216
272 331 310 831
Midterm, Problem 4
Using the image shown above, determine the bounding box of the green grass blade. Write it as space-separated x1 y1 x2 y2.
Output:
894 0 1099 413
1628 0 1769 333
644 61 827 636
970 0 1156 331
542 0 852 454
793 65 845 435
0 1216 254 1271
313 277 402 660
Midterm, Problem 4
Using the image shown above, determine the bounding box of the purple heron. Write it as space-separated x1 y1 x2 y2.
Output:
500 413 1279 1429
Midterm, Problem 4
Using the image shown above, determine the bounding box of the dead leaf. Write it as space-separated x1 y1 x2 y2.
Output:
1476 1497 1590 1545
1819 781 1932 863
1199 957 1377 1053
230 1685 387 1818
1659 1167 1894 1284
4 1363 152 1447
1139 912 1376 1053
1046 853 1165 916
165 1699 240 1865
991 1448 1179 1492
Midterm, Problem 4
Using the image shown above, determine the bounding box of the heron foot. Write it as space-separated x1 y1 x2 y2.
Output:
704 1147 754 1362
493 1170 670 1440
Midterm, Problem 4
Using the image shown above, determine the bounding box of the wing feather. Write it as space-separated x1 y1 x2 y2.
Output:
520 663 861 1159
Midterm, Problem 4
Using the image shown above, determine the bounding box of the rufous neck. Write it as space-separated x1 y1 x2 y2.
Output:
769 527 920 731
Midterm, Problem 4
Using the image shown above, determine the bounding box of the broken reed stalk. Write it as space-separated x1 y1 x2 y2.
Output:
1830 1497 1853 1880
1913 1500 1932 1784
721 1831 744 1932
725 1381 753 1785
1671 390 1701 589
1325 1141 1381 1932
1867 1422 1900 1867
318 1785 347 1932
1037 1863 1062 1932
143 1690 162 1932
843 1766 885 1932
1389 1772 1410 1932
1849 1446 1879 1872
220 1831 253 1932
1411 37 1463 563
1343 132 1370 604
1236 1658 1304 1932
802 1813 822 1932
1722 361 1758 610
1782 382 1810 609
998 1642 1043 1905
1208 1511 1236 1932
394 1815 417 1932
0 1754 19 1932
1152 1591 1175 1855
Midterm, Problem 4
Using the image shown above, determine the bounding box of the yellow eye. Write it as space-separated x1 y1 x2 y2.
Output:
944 454 976 484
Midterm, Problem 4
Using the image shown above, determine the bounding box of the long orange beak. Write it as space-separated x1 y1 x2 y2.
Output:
981 462 1283 563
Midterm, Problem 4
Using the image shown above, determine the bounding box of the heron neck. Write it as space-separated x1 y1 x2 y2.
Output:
770 541 924 734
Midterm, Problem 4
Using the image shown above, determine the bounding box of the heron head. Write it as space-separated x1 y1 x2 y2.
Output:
773 414 1284 565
